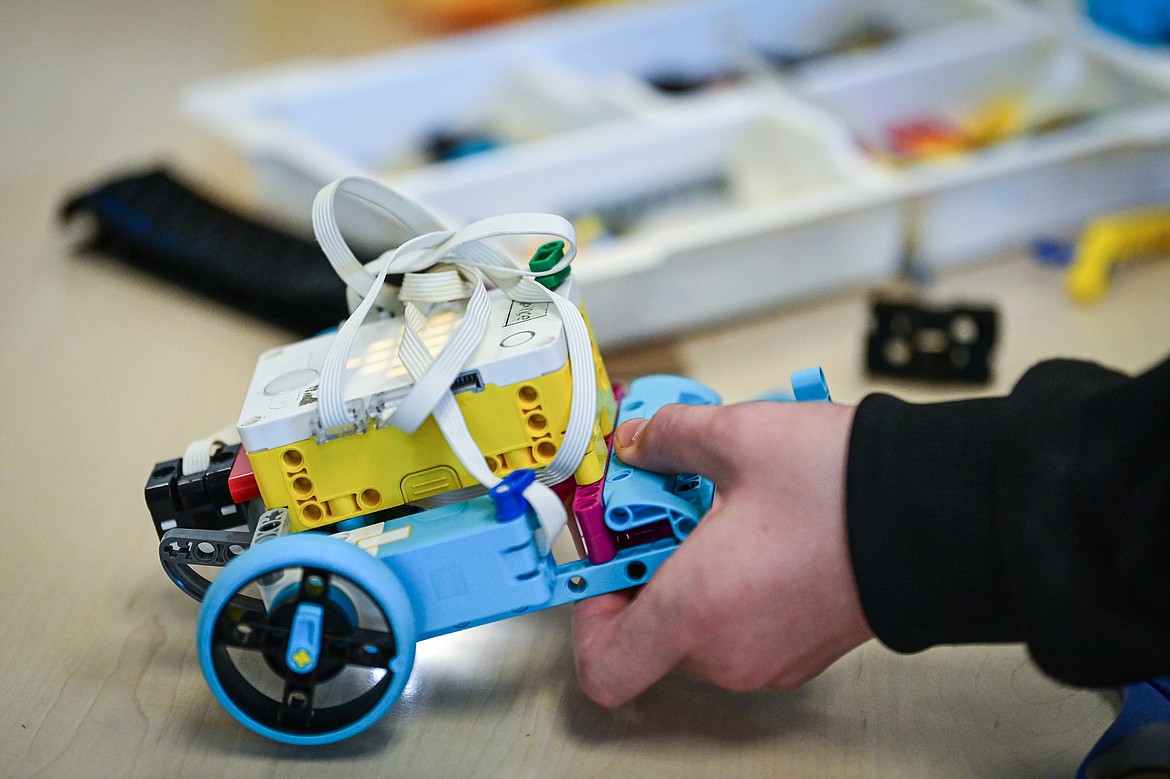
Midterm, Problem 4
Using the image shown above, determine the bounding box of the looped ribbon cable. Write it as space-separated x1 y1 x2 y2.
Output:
182 425 241 477
310 176 598 549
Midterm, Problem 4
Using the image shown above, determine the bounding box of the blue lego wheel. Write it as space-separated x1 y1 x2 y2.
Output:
197 533 417 745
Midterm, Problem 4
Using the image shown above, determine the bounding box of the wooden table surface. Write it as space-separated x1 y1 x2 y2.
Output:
3 3 1169 777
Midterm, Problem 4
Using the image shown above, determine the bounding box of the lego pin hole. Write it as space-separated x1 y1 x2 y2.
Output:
609 507 632 524
360 488 382 508
567 576 588 594
626 561 648 582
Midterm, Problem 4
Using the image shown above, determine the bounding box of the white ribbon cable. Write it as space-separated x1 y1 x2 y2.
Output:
430 390 567 547
523 480 569 554
317 232 487 431
392 213 577 280
386 217 590 451
389 270 491 434
333 213 579 305
312 177 447 298
181 425 241 476
399 266 467 301
318 210 584 432
317 241 399 431
313 176 579 301
311 176 596 543
524 282 598 486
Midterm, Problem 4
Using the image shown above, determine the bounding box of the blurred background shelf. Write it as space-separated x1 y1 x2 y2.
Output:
182 0 1170 346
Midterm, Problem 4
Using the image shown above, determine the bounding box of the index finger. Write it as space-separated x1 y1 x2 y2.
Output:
615 403 734 483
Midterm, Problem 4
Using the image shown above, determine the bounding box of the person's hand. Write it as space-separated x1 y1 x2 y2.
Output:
572 400 874 708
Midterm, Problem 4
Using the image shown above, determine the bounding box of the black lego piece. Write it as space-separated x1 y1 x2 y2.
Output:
60 167 349 336
866 299 999 383
145 444 245 538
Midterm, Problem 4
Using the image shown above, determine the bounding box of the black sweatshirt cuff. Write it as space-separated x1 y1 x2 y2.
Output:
846 393 1019 652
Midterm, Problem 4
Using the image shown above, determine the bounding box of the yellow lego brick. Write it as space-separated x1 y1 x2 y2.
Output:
249 355 611 532
572 421 609 486
582 304 617 438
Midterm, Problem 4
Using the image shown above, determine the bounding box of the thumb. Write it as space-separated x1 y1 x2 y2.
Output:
613 403 731 481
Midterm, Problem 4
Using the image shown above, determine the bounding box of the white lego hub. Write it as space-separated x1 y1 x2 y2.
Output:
237 279 576 453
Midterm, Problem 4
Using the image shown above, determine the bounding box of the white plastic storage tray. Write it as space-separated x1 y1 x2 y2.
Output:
183 0 1170 346
799 16 1170 267
351 94 905 345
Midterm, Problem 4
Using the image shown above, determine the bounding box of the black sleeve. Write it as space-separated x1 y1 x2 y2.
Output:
846 353 1170 687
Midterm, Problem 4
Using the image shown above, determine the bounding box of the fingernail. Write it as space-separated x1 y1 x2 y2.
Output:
614 419 646 449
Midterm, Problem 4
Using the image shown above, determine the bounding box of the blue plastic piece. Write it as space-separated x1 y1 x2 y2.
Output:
602 375 721 537
285 602 325 675
366 493 553 638
1086 0 1170 45
603 468 712 538
756 367 833 403
1077 678 1170 778
334 516 370 532
547 540 676 605
614 374 722 418
1031 237 1075 267
791 367 832 402
489 469 536 521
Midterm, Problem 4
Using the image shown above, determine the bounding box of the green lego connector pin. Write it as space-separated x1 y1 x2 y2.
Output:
528 241 570 290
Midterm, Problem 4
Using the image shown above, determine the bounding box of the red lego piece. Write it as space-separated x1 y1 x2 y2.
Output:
228 448 261 504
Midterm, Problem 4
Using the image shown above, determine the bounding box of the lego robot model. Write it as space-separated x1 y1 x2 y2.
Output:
145 176 832 744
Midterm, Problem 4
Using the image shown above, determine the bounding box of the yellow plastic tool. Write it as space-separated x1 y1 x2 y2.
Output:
1067 208 1170 303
